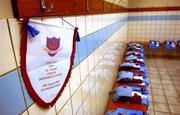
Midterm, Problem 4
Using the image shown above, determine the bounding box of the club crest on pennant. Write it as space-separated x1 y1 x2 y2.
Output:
43 37 62 56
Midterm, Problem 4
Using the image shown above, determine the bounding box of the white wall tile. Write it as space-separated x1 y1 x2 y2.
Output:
0 19 16 75
81 79 90 101
8 19 21 67
55 82 71 112
71 87 83 114
80 59 89 81
86 15 93 35
69 66 81 94
20 110 28 115
58 100 73 115
76 16 86 38
76 106 84 115
28 104 56 115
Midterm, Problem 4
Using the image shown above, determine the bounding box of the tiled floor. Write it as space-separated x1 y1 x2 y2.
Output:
146 57 180 115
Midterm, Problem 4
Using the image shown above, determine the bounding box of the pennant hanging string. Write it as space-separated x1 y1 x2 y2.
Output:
51 10 75 28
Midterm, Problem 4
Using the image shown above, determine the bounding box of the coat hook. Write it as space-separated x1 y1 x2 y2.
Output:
41 0 54 12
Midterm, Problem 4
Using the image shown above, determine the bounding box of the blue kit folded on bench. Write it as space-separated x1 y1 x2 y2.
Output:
125 53 145 65
120 62 146 70
113 86 149 106
127 60 145 66
128 43 144 48
128 45 144 50
127 47 144 53
106 108 144 115
126 51 144 58
127 45 144 50
114 85 149 95
126 55 144 62
120 62 147 78
117 71 134 80
165 41 176 49
138 67 147 77
120 62 140 68
130 80 149 88
117 71 149 84
148 40 160 49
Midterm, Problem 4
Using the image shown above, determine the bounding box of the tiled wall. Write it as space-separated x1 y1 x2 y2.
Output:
0 13 128 115
128 0 180 8
127 11 180 42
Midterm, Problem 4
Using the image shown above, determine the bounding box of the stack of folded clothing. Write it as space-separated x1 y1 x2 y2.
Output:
165 40 176 49
106 43 149 115
106 108 144 115
148 40 160 49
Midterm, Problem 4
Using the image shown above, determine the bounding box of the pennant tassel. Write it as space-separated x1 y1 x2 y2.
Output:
25 23 40 38
74 27 80 42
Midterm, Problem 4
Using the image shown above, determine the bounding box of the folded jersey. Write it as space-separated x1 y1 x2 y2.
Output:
127 48 144 53
130 80 149 89
113 86 149 106
165 41 176 49
126 59 145 65
120 62 147 71
120 62 141 69
106 108 144 115
117 71 148 84
128 43 144 48
125 55 145 64
126 51 144 58
148 40 160 49
127 46 144 50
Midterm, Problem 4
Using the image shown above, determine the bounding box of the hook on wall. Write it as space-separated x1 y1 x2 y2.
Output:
41 0 54 12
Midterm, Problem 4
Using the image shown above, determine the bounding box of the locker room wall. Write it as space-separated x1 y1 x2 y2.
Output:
0 1 128 114
128 0 180 8
127 11 180 42
1 0 180 115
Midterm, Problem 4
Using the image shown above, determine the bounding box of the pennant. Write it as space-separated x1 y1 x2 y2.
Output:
20 19 77 108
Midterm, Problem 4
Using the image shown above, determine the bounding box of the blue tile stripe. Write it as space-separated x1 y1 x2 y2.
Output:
73 17 128 67
128 15 180 21
0 70 26 115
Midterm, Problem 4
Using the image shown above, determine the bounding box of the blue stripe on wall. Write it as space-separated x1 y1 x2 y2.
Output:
18 69 34 106
73 18 127 67
0 70 26 115
128 15 180 21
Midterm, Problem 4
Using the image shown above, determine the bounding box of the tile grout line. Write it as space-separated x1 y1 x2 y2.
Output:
155 58 171 114
163 58 180 114
146 58 156 115
6 19 30 115
0 68 19 77
164 60 180 97
54 104 58 115
68 82 74 115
